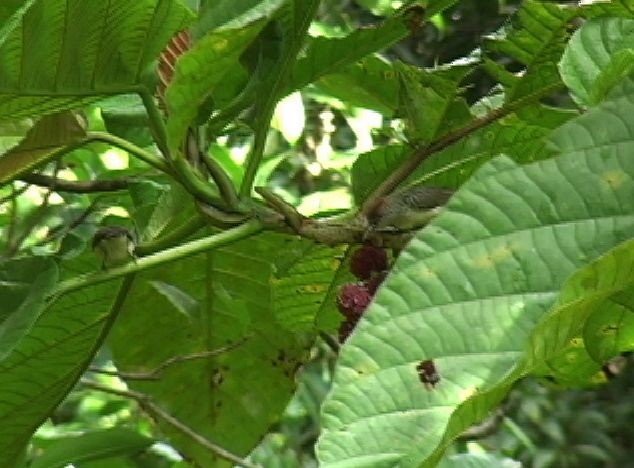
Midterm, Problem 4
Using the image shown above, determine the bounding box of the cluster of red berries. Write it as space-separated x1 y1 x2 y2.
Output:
337 245 390 342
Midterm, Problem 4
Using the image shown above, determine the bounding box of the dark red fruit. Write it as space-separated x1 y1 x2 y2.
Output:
350 245 388 280
337 283 372 319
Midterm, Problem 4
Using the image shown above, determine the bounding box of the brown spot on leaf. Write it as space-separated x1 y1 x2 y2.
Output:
416 359 440 390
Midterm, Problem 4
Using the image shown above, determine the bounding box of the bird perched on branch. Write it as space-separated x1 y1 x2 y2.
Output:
92 226 136 269
369 186 454 231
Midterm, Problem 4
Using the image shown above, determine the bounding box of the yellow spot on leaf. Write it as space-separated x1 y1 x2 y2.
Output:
473 244 514 268
459 385 478 402
602 170 627 189
419 268 437 279
300 284 327 294
590 371 608 384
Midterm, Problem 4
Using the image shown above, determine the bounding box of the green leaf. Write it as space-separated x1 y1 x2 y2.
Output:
395 61 473 144
0 0 193 120
99 95 154 148
351 106 570 205
0 112 86 184
110 233 320 465
584 295 634 362
286 14 409 95
165 22 266 156
528 239 634 385
482 1 577 102
559 17 634 106
0 254 124 465
315 56 400 116
317 76 634 466
193 0 286 37
0 257 58 360
273 241 347 332
405 113 558 189
30 428 154 468
0 0 36 46
583 0 634 20
351 145 409 205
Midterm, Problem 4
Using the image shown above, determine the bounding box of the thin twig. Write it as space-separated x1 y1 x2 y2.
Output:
360 83 565 216
254 187 303 231
21 173 131 193
48 220 264 302
319 332 340 354
201 150 240 210
135 214 206 256
0 183 29 205
79 379 258 468
5 164 60 256
89 340 248 381
88 131 172 174
34 198 102 247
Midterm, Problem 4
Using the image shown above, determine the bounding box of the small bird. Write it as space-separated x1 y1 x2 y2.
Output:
92 226 136 269
369 185 454 231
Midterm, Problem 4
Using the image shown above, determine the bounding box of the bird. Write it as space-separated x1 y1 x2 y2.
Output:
92 226 136 269
369 185 454 231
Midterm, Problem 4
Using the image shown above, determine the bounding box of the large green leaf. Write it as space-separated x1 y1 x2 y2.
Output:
0 254 124 465
110 233 336 465
559 17 634 106
317 78 634 467
0 0 192 120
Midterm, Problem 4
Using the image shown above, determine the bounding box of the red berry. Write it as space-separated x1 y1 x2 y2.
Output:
337 283 372 319
350 245 388 280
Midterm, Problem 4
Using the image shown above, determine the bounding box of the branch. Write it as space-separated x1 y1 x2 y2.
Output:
0 183 29 205
135 214 207 256
48 220 263 302
34 198 102 247
89 340 247 381
201 150 240 210
87 131 172 174
360 83 565 216
138 88 171 159
79 379 258 468
21 173 130 193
